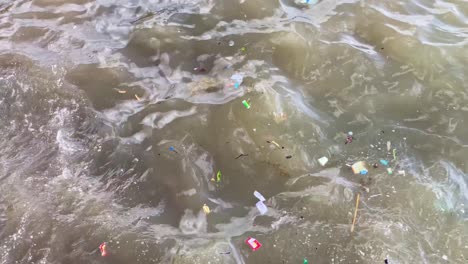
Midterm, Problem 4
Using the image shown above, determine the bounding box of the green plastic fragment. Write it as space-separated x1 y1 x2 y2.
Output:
216 170 222 182
303 258 308 264
240 47 246 52
242 100 250 109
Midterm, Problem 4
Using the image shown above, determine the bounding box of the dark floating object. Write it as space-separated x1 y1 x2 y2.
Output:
286 155 292 159
235 153 248 159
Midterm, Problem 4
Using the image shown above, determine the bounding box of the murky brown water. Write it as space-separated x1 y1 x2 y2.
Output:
0 0 467 263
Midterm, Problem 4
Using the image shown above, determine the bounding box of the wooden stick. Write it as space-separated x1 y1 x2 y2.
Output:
351 193 360 232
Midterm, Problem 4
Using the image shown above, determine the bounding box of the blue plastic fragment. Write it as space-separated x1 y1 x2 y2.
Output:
169 146 175 151
379 159 389 166
360 169 368 175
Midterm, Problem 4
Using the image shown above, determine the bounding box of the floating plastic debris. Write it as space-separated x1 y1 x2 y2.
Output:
242 100 251 109
256 201 268 215
254 191 266 202
387 141 391 151
202 204 210 214
379 159 389 166
135 94 141 101
285 155 292 159
387 168 393 174
393 149 396 160
351 193 360 232
114 88 127 94
99 242 108 257
228 40 235 46
240 47 247 52
193 67 207 73
352 161 368 175
267 140 283 149
318 156 328 166
230 73 244 89
398 170 406 176
304 258 309 264
169 146 179 154
245 237 262 251
216 170 222 182
345 134 354 144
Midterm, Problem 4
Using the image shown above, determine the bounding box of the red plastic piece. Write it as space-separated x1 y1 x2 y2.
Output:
245 237 262 251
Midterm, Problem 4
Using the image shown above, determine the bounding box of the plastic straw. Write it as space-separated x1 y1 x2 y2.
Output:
351 193 360 232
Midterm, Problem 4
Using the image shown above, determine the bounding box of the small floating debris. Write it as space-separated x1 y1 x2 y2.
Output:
398 170 406 176
345 132 354 144
285 155 292 159
228 40 235 46
202 204 211 214
99 242 108 257
255 201 268 215
169 146 179 154
135 94 141 101
216 170 222 182
193 67 207 73
352 161 368 175
350 193 360 232
387 168 393 175
266 140 283 149
253 191 266 202
230 73 244 89
318 156 328 166
114 88 127 94
387 141 391 151
304 258 309 264
242 100 250 109
235 153 248 159
379 159 389 166
245 237 262 251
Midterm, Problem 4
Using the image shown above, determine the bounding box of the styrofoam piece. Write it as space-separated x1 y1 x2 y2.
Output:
253 191 266 202
256 201 268 215
318 156 328 166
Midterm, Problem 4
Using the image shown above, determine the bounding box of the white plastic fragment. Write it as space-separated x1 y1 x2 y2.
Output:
253 191 266 202
387 141 391 151
398 170 406 176
318 156 328 166
256 201 268 215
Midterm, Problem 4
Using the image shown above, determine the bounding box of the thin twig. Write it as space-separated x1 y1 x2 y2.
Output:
235 154 248 159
